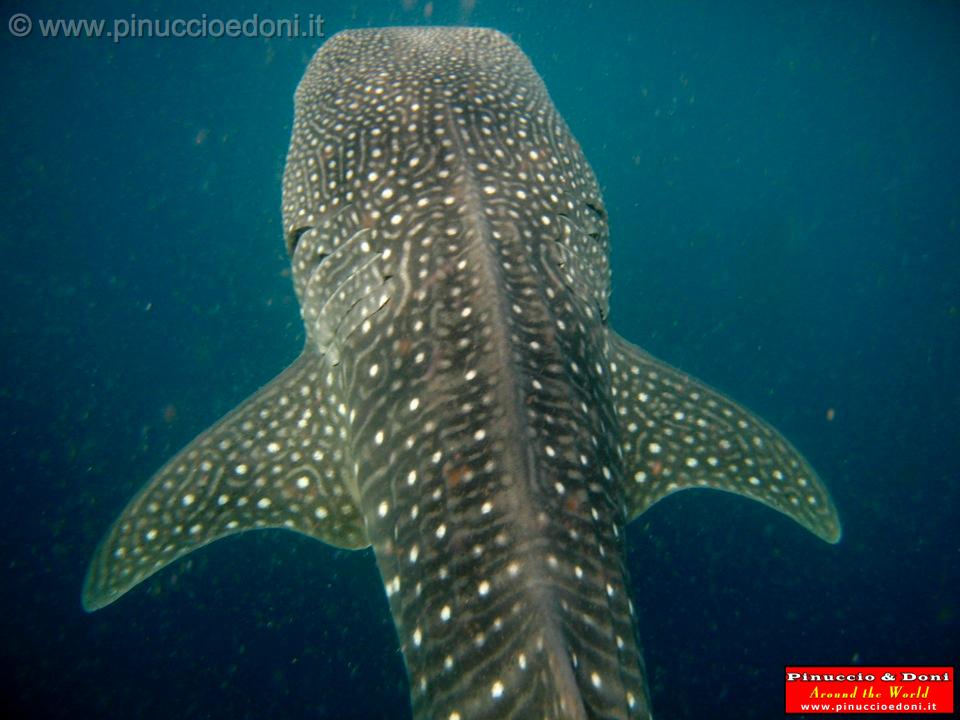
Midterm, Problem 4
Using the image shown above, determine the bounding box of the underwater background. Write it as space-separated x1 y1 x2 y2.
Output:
1 1 957 718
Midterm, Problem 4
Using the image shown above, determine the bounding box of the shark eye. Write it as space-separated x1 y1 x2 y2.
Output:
586 201 606 219
584 201 606 240
597 299 608 323
286 226 312 255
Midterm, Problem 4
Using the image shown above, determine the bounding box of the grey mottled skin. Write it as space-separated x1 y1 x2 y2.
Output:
83 28 840 720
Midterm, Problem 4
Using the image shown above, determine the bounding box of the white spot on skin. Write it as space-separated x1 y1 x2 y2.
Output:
591 672 602 688
413 627 422 647
257 497 272 509
491 680 504 699
181 494 195 506
478 580 490 596
378 500 390 517
441 605 451 622
436 523 447 539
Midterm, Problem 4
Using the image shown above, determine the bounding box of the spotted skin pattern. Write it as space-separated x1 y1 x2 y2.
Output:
83 28 841 720
608 334 840 541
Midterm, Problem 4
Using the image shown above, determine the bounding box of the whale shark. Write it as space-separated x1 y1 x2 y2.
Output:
82 27 841 720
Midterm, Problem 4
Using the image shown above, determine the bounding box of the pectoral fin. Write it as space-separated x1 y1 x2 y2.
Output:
82 349 368 611
607 330 841 543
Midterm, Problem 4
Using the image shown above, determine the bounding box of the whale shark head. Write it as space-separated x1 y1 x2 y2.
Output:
83 27 840 720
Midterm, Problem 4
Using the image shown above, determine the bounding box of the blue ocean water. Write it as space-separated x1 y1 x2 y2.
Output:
1 1 957 718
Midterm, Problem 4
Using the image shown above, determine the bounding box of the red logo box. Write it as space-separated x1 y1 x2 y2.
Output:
785 666 954 714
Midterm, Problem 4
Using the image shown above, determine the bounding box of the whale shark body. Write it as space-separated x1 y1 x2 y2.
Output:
83 27 840 720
